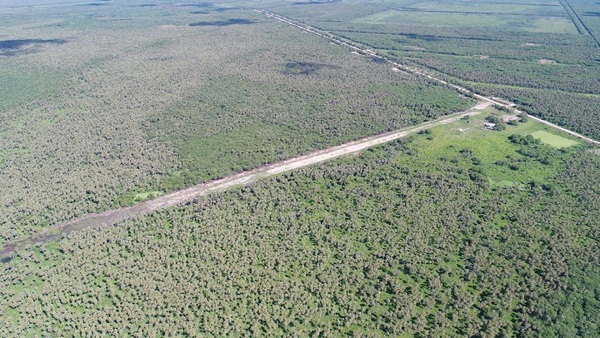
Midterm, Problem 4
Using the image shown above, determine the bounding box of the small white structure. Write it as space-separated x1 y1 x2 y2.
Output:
483 122 496 130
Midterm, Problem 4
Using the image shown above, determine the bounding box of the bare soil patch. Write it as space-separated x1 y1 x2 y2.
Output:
473 101 491 110
503 115 520 123
0 110 481 259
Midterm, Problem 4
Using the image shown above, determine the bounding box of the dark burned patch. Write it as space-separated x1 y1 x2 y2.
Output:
0 39 67 56
139 4 157 7
396 33 441 43
79 2 108 6
189 18 253 27
1 256 13 264
178 2 213 8
293 0 341 5
283 61 334 75
191 11 209 14
368 56 386 64
215 7 236 12
583 12 600 17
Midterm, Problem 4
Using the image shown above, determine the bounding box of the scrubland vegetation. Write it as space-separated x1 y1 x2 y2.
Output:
2 115 599 336
282 0 600 140
0 1 471 243
1 0 600 336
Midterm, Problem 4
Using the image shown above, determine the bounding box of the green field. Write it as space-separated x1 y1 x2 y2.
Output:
133 191 161 201
530 130 579 148
405 2 565 16
392 107 572 188
353 10 578 33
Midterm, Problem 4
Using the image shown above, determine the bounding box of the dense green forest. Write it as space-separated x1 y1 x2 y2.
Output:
2 118 599 336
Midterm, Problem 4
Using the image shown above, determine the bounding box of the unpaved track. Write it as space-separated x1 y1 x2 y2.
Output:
259 10 600 146
0 110 480 258
3 10 599 258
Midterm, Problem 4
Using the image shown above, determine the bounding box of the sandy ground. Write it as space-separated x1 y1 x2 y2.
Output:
473 101 491 110
503 115 520 123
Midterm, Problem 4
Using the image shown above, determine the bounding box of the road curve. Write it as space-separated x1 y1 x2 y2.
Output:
0 110 481 259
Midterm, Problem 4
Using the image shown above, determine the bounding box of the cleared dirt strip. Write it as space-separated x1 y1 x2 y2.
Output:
259 9 600 146
0 110 481 259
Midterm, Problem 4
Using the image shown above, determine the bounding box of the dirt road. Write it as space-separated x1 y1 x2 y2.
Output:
259 10 600 146
0 110 480 259
3 10 598 258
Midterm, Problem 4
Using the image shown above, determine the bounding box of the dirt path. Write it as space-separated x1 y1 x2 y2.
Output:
3 10 598 258
259 10 600 146
0 110 480 259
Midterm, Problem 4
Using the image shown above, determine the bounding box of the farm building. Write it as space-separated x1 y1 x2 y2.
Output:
483 122 496 130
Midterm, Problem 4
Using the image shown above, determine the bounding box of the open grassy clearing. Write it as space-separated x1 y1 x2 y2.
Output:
404 1 565 16
530 130 579 148
397 106 577 189
352 10 578 34
133 191 161 201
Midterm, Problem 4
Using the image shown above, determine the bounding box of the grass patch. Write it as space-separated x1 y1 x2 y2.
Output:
405 2 565 16
133 191 161 201
402 108 571 187
530 130 579 148
353 10 579 34
488 178 525 189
